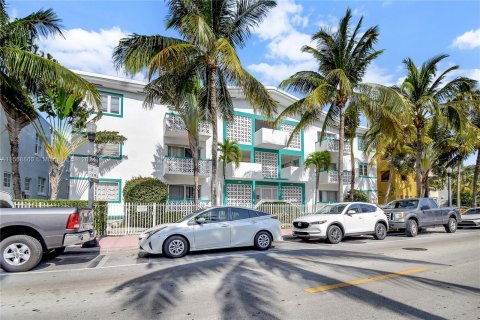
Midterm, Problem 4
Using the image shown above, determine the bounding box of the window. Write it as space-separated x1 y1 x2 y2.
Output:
319 190 337 202
169 185 201 200
167 146 198 158
318 132 336 141
186 185 201 200
3 172 12 188
347 204 362 213
360 204 376 213
329 163 337 170
99 93 122 115
231 208 254 220
24 177 31 192
428 199 438 209
96 143 121 157
196 208 228 223
419 198 430 210
357 135 366 151
380 171 390 182
95 181 120 202
35 134 42 155
359 163 368 176
38 177 46 194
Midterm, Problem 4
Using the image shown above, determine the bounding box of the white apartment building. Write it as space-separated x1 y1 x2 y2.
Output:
69 71 378 206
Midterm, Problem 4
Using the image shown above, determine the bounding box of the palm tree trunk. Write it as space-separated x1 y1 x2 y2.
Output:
315 171 319 205
49 160 64 200
384 166 394 205
424 173 430 197
6 115 22 199
415 125 423 198
338 104 345 202
188 133 199 208
349 139 355 201
457 163 461 207
208 67 218 206
473 148 479 207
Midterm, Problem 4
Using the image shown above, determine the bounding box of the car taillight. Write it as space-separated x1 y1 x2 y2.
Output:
66 212 80 229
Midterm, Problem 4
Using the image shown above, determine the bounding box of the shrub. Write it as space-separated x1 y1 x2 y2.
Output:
345 189 368 202
123 177 168 203
13 199 108 236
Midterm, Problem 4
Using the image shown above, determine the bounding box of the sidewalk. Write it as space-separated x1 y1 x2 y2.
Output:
94 228 294 252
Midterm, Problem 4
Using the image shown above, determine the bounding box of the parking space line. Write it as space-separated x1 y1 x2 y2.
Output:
95 255 110 268
305 267 428 293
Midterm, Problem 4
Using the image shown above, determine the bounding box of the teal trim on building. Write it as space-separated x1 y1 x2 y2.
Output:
96 90 124 118
167 199 211 203
164 155 212 161
69 176 122 203
72 143 123 160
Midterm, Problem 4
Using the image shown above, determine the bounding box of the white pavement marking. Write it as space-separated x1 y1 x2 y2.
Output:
95 255 110 268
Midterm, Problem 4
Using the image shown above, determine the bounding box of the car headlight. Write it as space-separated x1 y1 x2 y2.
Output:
393 213 405 222
310 220 327 225
145 226 168 238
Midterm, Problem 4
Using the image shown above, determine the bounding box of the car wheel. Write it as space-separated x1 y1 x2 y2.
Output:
163 236 188 258
326 225 343 244
405 219 418 237
444 217 457 233
0 235 43 272
43 247 66 260
374 223 387 240
254 231 272 250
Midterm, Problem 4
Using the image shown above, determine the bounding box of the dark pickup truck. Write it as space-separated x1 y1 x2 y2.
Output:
384 198 461 237
0 199 95 272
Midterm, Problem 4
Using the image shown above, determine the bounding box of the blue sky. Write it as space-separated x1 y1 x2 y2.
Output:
7 0 480 164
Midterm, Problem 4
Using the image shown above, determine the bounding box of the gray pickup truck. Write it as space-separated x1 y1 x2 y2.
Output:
0 196 95 272
384 198 461 237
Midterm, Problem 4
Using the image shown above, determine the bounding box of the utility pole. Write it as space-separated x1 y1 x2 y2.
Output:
87 122 98 209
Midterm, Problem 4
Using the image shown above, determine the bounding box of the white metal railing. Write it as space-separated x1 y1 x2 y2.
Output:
164 157 212 175
326 171 352 184
316 139 351 153
165 113 210 135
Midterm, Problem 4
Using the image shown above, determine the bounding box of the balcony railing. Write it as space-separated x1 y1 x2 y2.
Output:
281 166 308 181
164 156 212 176
319 170 352 184
226 162 263 179
315 139 351 154
164 114 211 137
254 128 289 150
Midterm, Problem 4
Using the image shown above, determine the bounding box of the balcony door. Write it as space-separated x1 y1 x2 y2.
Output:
256 186 278 203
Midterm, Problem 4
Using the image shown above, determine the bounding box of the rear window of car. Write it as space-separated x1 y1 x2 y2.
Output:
428 199 438 209
361 204 377 213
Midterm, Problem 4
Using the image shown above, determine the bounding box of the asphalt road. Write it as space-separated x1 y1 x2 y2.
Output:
1 228 479 320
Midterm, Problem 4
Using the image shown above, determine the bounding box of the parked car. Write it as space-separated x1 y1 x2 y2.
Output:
383 198 461 237
139 207 282 258
0 192 95 272
458 208 480 228
291 202 388 244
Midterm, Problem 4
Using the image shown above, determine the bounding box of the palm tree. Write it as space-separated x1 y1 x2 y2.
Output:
218 139 241 182
304 151 331 204
344 104 360 201
276 9 401 202
113 0 277 205
397 54 476 197
0 1 99 198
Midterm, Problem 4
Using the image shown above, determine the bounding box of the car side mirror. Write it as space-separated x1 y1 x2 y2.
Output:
346 210 356 216
196 217 206 224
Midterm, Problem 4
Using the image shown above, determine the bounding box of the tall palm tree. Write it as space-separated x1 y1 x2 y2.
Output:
218 139 241 181
276 9 402 202
0 1 99 198
344 104 360 201
113 0 277 205
304 151 331 204
397 54 476 197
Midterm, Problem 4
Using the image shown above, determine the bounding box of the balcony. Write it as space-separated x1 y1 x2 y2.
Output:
164 114 211 140
315 139 351 154
225 162 263 180
163 156 212 177
281 166 308 181
319 170 352 184
254 128 289 150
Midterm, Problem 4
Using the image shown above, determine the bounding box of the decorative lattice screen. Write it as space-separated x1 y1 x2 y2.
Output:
226 184 252 206
282 186 302 203
227 115 252 144
280 123 300 150
255 151 278 178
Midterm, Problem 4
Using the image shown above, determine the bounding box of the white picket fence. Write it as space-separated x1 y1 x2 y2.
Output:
13 201 325 235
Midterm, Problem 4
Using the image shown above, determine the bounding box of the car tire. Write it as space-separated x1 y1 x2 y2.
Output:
444 217 457 233
326 225 343 244
163 236 188 259
374 223 387 240
0 235 43 272
405 219 418 237
43 247 66 260
254 231 272 250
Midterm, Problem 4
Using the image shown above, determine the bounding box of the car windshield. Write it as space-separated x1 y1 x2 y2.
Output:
315 204 347 214
385 200 419 209
175 209 205 223
464 209 479 215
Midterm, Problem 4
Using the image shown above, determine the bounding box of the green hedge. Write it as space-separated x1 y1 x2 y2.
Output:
123 177 168 203
15 200 108 236
345 189 369 202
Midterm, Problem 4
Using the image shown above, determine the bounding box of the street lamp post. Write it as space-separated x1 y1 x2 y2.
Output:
86 122 97 209
446 167 452 207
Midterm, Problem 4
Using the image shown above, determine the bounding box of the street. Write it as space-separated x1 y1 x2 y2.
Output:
1 229 479 320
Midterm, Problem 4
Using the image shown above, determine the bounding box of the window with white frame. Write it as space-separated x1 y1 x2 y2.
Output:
95 181 120 201
3 172 12 188
35 134 42 155
96 143 121 157
38 177 46 194
168 185 201 200
24 177 31 193
359 163 368 176
100 93 121 115
357 135 366 151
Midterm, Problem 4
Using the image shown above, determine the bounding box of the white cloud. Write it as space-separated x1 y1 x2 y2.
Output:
266 30 312 61
316 14 339 33
452 28 480 49
38 27 142 79
352 6 367 17
248 60 317 85
363 63 395 86
254 0 306 40
382 1 393 7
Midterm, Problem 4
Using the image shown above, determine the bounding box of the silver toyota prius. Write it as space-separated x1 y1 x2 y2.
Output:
139 206 282 258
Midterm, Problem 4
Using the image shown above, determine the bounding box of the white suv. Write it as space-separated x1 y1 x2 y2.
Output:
292 202 388 244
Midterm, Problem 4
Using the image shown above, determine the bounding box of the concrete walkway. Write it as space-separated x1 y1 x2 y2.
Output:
95 228 294 251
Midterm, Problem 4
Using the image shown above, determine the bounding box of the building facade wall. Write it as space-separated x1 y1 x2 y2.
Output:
376 160 417 204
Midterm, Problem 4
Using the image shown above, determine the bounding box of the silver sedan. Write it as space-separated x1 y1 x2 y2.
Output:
139 207 282 258
458 208 480 228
